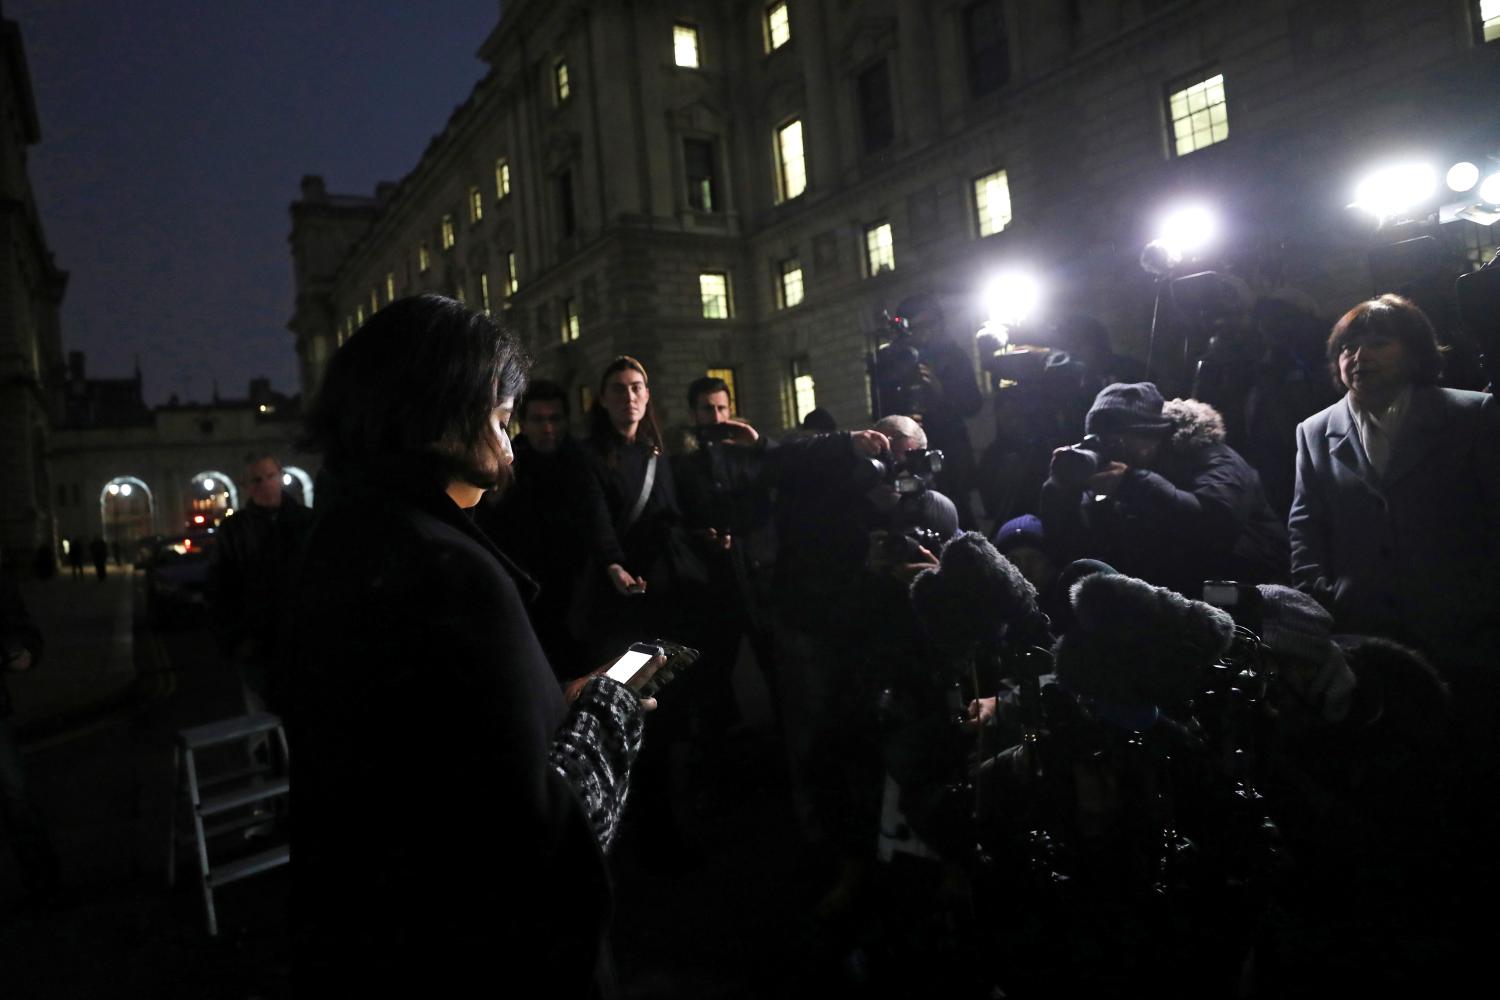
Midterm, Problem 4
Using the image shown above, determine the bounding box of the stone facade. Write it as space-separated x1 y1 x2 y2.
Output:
0 15 67 572
289 0 1500 437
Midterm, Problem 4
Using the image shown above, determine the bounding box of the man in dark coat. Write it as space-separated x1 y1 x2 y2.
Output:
210 453 313 715
1040 382 1287 596
287 296 655 996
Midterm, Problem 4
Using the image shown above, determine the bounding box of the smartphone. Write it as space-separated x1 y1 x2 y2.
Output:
604 642 665 687
1201 581 1242 607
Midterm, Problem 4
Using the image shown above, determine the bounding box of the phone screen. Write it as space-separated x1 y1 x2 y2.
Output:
1202 583 1240 606
604 647 656 686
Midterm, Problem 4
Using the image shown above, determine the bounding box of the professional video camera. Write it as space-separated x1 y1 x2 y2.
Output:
851 446 944 496
868 309 931 419
1051 433 1105 482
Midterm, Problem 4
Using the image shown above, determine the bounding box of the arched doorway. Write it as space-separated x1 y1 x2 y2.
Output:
99 476 156 563
282 465 315 508
187 470 238 529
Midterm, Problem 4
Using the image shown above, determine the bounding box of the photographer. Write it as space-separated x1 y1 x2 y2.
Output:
765 414 957 910
1040 381 1287 596
872 294 983 527
672 376 776 732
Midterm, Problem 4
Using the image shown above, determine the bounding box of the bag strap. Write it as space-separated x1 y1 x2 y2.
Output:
622 452 657 531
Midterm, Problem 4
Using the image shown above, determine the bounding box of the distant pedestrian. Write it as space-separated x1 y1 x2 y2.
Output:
88 537 108 582
67 539 84 580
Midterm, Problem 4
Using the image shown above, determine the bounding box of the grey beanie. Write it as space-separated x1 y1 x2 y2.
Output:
1084 382 1175 436
1258 585 1356 722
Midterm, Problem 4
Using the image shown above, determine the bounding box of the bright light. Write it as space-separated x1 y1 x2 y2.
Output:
981 271 1042 329
119 483 133 497
1350 163 1437 221
107 483 120 495
1156 204 1219 257
193 515 206 525
1480 172 1500 206
1447 162 1480 193
203 478 216 491
283 473 293 486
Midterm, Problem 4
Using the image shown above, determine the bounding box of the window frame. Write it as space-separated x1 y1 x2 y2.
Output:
1478 0 1500 42
469 186 484 224
864 220 895 277
765 1 791 52
561 296 580 342
554 58 571 104
699 271 732 319
495 158 512 200
441 214 456 250
775 118 807 203
973 168 1013 238
505 252 518 296
963 0 1011 99
777 257 804 309
683 136 720 213
856 57 895 154
418 241 431 272
1165 70 1229 158
674 22 701 68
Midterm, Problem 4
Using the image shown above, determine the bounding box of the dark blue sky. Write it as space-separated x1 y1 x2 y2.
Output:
12 1 499 404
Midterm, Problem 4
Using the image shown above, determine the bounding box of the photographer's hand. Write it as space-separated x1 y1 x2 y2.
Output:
850 430 890 458
605 563 647 596
965 696 997 732
1049 446 1091 490
565 654 667 711
722 419 759 445
1087 462 1129 497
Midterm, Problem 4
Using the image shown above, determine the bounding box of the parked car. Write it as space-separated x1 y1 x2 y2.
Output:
145 530 216 628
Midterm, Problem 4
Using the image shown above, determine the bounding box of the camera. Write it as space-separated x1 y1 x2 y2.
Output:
853 447 945 495
870 310 931 419
1052 434 1104 482
693 422 738 444
882 524 946 562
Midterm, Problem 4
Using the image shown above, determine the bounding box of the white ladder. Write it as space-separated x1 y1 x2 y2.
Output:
167 711 290 936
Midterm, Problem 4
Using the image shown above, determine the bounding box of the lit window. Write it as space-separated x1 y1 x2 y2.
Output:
418 241 431 272
356 305 365 325
779 258 804 308
706 367 738 412
700 272 730 319
480 273 491 314
776 119 806 202
974 169 1012 237
441 214 456 249
496 158 511 198
469 186 484 223
790 359 816 425
370 289 379 313
684 138 718 212
766 2 791 51
865 221 895 276
561 298 580 342
1483 0 1500 42
385 272 396 301
455 283 466 306
506 252 518 295
555 59 571 103
674 24 700 67
1168 73 1228 157
579 385 595 415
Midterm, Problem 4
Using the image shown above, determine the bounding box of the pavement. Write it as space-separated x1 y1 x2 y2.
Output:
0 568 871 1000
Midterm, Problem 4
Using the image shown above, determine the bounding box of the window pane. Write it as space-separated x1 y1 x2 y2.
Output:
480 274 491 313
858 60 894 153
506 252 518 295
684 139 718 212
767 2 791 50
496 159 511 198
974 169 1012 237
555 60 570 101
469 186 483 223
385 273 395 301
780 258 804 308
777 120 806 201
865 222 895 275
1168 72 1228 156
562 298 580 342
674 24 700 67
964 0 1010 97
442 215 455 249
700 273 730 318
792 366 816 424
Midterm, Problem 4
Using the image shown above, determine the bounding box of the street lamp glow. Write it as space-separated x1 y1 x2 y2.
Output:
1156 203 1219 258
1446 161 1480 193
1480 172 1500 206
981 271 1042 329
203 478 216 491
119 483 133 497
1350 162 1437 221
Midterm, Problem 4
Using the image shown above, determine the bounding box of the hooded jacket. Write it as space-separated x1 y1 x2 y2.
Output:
1041 397 1289 595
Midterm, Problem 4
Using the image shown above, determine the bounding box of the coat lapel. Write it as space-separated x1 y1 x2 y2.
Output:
1382 386 1449 489
1325 397 1380 494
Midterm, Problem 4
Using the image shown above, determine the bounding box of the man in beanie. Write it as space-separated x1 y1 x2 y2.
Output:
1039 381 1287 596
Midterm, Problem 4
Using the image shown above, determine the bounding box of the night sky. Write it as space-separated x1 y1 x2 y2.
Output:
11 0 499 405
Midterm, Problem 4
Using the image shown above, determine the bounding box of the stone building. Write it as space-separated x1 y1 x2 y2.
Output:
0 13 67 570
48 357 315 558
289 0 1500 437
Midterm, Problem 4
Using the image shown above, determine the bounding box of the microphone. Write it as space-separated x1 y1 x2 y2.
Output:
910 532 1041 652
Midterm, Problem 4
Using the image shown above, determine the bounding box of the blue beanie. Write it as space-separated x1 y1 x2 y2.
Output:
992 514 1046 555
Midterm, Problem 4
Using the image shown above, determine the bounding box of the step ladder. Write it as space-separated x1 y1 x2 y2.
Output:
167 712 291 936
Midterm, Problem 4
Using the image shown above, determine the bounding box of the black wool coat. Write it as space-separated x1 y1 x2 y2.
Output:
286 466 611 997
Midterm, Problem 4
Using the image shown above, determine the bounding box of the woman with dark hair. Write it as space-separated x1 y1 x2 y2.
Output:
572 355 685 657
1288 294 1500 743
288 296 657 996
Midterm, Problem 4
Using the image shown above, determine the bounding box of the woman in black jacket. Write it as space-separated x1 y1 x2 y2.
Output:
287 297 655 997
573 356 685 660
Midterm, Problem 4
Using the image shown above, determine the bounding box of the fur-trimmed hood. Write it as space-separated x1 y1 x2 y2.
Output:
1163 397 1227 450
